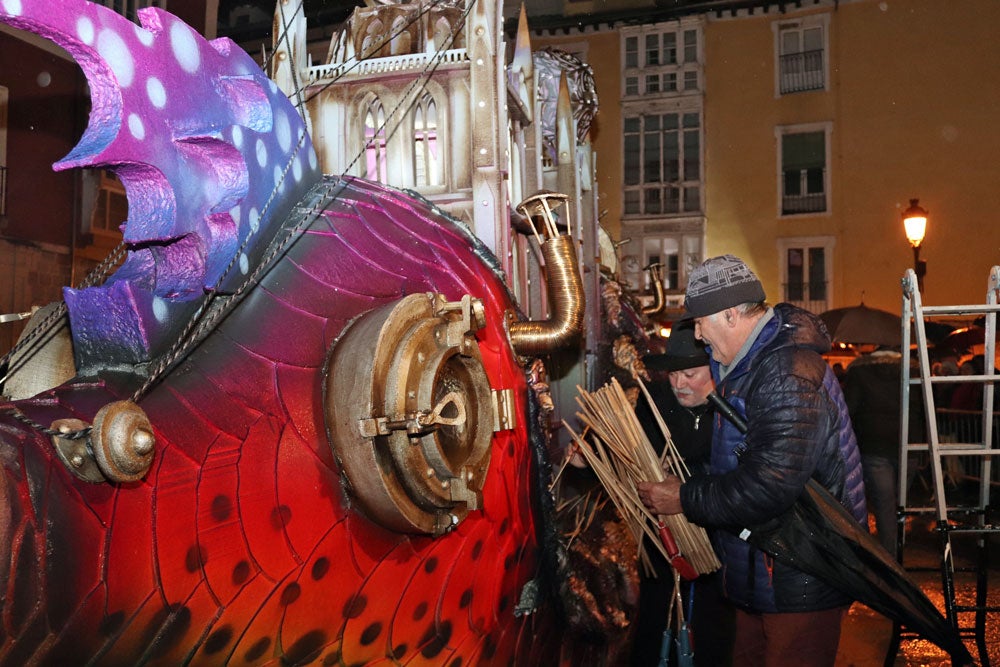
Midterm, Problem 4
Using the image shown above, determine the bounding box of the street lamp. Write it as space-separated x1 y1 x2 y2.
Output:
902 198 928 291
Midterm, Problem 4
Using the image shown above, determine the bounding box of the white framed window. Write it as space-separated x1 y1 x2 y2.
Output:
776 122 831 216
620 225 703 299
412 93 441 187
773 14 829 96
363 97 387 183
624 109 702 217
777 236 835 312
621 21 702 100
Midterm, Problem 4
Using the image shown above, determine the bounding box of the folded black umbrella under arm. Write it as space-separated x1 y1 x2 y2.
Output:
706 392 972 665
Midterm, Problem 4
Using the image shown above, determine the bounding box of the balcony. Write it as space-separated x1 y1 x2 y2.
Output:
779 49 824 94
305 49 469 85
782 192 826 215
783 280 827 313
782 166 826 215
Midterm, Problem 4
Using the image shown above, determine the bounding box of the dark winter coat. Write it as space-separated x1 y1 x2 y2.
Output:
844 350 924 460
679 303 867 613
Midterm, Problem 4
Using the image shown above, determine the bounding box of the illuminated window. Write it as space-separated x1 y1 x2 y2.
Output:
364 98 387 183
412 94 440 187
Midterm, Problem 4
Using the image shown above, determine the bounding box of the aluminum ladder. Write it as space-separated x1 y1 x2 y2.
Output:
888 265 1000 666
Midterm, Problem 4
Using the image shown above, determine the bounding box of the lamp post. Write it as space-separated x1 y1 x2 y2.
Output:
902 198 928 291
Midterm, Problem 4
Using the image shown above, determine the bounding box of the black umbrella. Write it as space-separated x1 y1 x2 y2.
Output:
819 303 955 347
706 392 973 665
820 303 903 347
936 325 996 355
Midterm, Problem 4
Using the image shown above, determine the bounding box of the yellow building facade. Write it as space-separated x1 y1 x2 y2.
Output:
532 0 1000 317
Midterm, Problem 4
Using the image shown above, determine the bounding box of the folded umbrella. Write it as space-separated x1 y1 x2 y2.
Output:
706 392 973 665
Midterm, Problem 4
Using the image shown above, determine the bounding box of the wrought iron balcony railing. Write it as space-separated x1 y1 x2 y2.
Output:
779 49 824 94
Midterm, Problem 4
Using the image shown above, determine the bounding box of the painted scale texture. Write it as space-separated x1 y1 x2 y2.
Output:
0 1 574 664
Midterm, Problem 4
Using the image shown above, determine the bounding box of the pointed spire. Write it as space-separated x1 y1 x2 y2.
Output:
556 72 575 166
510 3 534 122
512 4 533 82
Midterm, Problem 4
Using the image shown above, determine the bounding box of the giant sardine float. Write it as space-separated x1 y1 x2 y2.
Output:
0 1 631 664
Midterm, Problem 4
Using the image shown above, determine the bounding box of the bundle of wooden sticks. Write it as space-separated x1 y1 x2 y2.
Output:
565 377 720 578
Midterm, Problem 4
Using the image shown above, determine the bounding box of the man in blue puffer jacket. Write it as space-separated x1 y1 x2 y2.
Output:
638 254 866 666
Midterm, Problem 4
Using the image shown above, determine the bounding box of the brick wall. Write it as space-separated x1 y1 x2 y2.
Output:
0 237 71 355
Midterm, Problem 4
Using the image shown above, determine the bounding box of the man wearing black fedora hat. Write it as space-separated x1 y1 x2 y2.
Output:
637 320 715 471
631 320 733 667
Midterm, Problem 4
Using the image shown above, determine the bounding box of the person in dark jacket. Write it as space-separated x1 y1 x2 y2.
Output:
631 321 733 667
635 321 715 472
637 254 867 667
844 347 921 557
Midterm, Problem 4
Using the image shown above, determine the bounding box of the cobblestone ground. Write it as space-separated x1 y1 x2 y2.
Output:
837 511 1000 667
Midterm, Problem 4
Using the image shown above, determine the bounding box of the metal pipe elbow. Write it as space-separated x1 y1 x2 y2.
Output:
508 235 585 356
641 274 666 316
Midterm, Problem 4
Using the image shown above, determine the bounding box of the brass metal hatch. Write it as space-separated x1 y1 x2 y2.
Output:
325 293 506 535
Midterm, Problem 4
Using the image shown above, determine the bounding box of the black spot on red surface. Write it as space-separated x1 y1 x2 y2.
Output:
146 603 192 660
499 518 509 535
359 621 382 645
271 505 292 531
412 601 428 621
471 540 483 560
424 557 438 573
211 494 233 521
185 544 207 573
343 595 366 619
498 595 509 613
282 630 327 665
322 650 341 665
311 556 330 580
232 560 251 585
449 657 463 667
204 626 233 654
280 582 301 606
459 589 473 608
392 643 408 658
245 636 271 662
419 620 452 659
482 635 497 660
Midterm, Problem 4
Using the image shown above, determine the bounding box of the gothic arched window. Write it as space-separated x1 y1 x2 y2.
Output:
390 16 411 55
364 97 387 183
360 19 385 59
431 17 453 52
412 94 440 187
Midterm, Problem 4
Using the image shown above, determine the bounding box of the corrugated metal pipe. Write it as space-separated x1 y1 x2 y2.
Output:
508 191 585 356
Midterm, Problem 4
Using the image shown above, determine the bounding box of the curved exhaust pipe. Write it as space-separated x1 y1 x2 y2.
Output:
641 262 666 316
508 192 585 356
